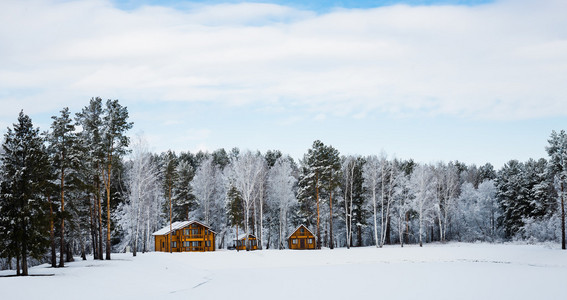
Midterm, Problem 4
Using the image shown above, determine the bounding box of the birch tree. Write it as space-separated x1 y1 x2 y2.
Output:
363 155 380 247
267 157 297 249
118 136 160 256
410 164 435 247
229 151 264 250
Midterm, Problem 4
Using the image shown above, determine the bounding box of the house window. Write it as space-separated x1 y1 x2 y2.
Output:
308 239 313 244
171 241 177 248
206 241 211 247
184 229 190 235
162 242 165 249
300 227 305 234
191 224 197 228
191 229 199 235
292 239 298 244
192 241 199 247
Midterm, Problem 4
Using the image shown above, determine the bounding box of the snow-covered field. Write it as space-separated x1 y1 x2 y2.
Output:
1 243 566 299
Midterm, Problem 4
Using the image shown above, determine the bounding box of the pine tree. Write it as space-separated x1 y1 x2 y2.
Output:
162 150 178 253
76 97 105 260
172 160 196 221
101 99 133 260
48 107 77 267
546 130 567 249
0 111 52 275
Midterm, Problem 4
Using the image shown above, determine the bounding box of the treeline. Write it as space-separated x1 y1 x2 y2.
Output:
0 98 132 275
1 99 567 276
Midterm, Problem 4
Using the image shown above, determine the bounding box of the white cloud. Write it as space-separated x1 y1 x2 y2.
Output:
1 0 566 123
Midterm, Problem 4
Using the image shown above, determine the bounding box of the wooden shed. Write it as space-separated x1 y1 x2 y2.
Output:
153 220 216 252
235 233 259 251
288 224 316 250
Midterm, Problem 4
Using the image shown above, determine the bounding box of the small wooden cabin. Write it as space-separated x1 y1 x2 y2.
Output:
153 221 216 252
235 233 259 251
288 224 316 250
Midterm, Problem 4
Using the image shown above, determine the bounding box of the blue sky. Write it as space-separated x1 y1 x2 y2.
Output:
113 0 494 11
1 0 566 168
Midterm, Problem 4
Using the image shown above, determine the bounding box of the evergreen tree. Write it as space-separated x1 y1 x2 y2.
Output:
101 99 133 260
0 111 52 275
172 160 196 221
162 150 178 253
75 97 105 260
227 185 244 248
546 130 567 249
48 107 78 267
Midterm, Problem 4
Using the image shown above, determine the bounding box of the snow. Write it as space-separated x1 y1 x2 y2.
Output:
151 221 190 236
1 243 566 300
152 221 215 236
237 233 256 240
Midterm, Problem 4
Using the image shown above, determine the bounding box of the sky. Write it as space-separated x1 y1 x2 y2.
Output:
1 0 566 168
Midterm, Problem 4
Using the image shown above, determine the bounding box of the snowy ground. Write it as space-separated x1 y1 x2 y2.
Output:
1 243 566 300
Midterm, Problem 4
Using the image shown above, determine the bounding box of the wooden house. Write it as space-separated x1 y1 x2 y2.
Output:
288 224 316 250
234 233 259 251
153 221 216 252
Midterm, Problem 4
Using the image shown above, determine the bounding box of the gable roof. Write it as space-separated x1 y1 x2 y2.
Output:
287 224 315 240
152 220 217 236
236 233 257 240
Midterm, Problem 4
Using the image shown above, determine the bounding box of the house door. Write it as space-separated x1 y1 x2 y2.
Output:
300 239 305 248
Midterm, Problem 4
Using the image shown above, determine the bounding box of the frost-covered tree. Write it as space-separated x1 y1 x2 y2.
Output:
392 163 413 247
229 151 265 250
340 155 366 248
546 130 567 249
117 136 161 256
410 164 435 247
267 157 297 249
496 159 555 240
0 111 52 275
432 162 460 242
362 155 380 247
457 180 501 241
192 156 219 225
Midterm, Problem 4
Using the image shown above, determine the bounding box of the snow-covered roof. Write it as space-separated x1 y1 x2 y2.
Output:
236 233 257 240
152 220 217 236
287 224 315 240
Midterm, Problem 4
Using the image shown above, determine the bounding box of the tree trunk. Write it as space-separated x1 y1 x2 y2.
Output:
21 243 28 276
329 191 334 250
16 254 20 276
96 176 103 260
59 167 65 267
385 215 391 245
169 180 172 253
89 195 97 260
562 182 565 250
66 242 74 262
49 196 56 268
106 154 112 260
316 173 321 249
373 187 378 248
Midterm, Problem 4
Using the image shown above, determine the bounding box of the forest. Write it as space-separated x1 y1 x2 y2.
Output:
1 97 566 276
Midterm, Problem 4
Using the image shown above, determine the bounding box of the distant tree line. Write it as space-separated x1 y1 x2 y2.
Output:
1 101 567 275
